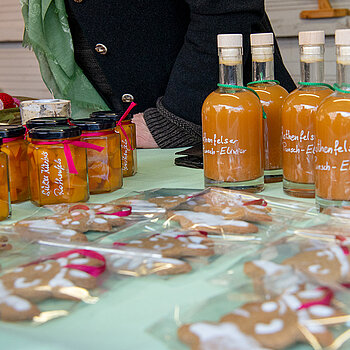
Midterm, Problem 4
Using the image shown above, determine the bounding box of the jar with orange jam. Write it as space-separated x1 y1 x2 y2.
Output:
91 111 137 177
0 138 11 220
28 126 89 206
281 31 333 198
73 118 122 194
315 29 350 209
202 34 263 192
0 126 29 203
249 33 288 183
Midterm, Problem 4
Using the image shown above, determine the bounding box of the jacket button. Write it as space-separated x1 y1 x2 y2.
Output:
95 43 108 55
122 94 134 103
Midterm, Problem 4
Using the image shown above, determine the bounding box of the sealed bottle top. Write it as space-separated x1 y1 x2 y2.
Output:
73 118 116 131
0 125 26 138
250 33 274 47
90 110 131 122
29 126 81 140
217 34 242 48
251 33 274 62
335 29 350 46
299 31 325 46
26 117 70 129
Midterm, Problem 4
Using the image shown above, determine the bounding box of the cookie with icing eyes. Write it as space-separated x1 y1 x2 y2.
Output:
0 251 105 321
116 198 165 214
119 232 215 258
14 219 88 242
107 255 192 276
0 235 12 251
167 210 258 234
282 245 350 285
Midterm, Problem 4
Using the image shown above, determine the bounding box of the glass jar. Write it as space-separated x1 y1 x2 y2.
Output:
28 126 89 206
0 126 30 203
90 111 137 177
73 118 123 194
0 138 11 220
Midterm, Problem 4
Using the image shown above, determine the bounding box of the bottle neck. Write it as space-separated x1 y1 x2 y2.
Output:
336 45 350 90
300 45 324 83
252 46 274 81
218 47 243 86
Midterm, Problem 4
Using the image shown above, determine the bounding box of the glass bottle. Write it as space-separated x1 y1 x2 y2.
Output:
0 138 11 220
202 34 264 192
28 126 89 206
315 29 350 209
90 111 137 177
73 118 123 194
249 33 288 183
0 126 30 203
281 31 333 198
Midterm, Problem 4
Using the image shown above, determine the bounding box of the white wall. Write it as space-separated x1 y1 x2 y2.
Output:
0 0 349 97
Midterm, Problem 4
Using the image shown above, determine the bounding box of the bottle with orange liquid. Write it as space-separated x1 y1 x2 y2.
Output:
249 33 288 183
202 34 263 192
0 138 11 221
281 31 333 198
315 29 350 209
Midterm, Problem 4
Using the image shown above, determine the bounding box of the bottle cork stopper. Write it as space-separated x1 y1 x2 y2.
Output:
217 34 243 48
299 31 325 45
250 33 274 46
335 29 350 46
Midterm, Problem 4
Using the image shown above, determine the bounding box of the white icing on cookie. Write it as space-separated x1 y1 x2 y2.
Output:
252 261 288 276
14 277 41 289
94 218 107 224
255 319 284 334
308 305 335 318
69 269 90 279
233 308 250 317
298 290 324 299
281 294 301 311
190 322 263 349
174 211 249 227
48 268 74 288
261 301 278 313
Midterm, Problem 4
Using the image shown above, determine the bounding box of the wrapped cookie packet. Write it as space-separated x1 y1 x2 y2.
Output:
0 247 107 324
149 234 350 350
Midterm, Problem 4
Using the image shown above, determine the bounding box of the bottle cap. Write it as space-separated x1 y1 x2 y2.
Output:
217 34 243 48
299 31 325 45
0 125 26 138
73 118 115 131
250 33 274 46
335 29 350 46
29 126 81 140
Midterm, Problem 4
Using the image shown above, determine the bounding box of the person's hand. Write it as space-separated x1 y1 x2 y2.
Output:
132 113 159 148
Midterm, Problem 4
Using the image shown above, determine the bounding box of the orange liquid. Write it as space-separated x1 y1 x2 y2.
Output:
1 139 30 203
202 89 263 184
281 86 332 184
0 152 10 220
315 93 350 201
115 122 137 177
251 83 288 173
81 130 123 194
28 137 89 206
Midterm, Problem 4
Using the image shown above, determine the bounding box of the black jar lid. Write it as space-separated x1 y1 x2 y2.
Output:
0 138 3 146
0 125 26 138
73 118 115 131
90 110 132 121
26 117 70 129
29 126 81 140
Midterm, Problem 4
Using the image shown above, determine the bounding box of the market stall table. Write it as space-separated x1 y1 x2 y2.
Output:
0 149 315 350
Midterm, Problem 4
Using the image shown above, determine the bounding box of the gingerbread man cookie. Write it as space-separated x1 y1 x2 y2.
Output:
148 194 192 209
179 286 340 350
115 232 215 258
0 250 105 322
168 210 258 234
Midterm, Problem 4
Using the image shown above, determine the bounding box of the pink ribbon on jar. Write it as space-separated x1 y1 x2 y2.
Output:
2 135 25 143
32 139 104 174
116 102 137 151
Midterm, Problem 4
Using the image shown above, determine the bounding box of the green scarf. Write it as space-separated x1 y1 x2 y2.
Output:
21 0 109 118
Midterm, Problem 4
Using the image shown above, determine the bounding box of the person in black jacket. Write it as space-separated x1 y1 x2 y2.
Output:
64 0 295 148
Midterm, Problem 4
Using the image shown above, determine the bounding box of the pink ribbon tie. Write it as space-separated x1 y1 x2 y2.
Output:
116 102 137 151
244 199 267 207
2 135 25 143
298 287 334 310
32 139 104 174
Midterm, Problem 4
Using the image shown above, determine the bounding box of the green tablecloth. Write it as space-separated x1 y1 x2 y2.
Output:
0 149 315 350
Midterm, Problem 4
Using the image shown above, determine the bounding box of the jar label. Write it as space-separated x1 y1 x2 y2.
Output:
53 158 65 196
316 139 350 172
40 151 50 197
282 129 315 154
203 133 247 156
121 139 129 172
